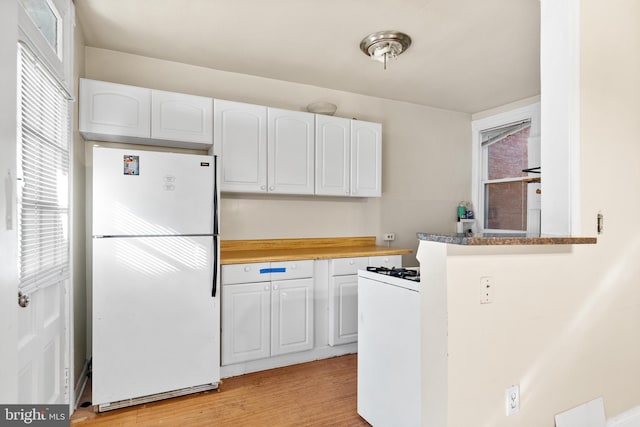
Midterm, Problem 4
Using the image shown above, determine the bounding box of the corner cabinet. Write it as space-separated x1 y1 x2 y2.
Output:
79 78 213 149
221 261 314 366
215 99 268 193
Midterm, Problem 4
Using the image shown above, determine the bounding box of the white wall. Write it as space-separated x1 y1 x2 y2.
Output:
83 47 472 264
419 1 640 425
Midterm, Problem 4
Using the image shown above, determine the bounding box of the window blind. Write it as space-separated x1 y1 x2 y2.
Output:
17 42 70 293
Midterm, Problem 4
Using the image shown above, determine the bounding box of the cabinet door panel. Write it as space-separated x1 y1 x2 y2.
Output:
151 90 212 145
315 115 350 196
271 278 314 356
222 282 270 365
215 99 267 192
351 120 382 197
329 275 359 346
268 108 315 194
80 79 150 140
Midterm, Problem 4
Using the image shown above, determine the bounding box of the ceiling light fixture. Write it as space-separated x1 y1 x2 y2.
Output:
360 30 412 70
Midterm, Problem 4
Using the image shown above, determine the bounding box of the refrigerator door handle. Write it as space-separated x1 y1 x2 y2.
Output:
212 235 218 298
213 156 219 236
212 155 219 298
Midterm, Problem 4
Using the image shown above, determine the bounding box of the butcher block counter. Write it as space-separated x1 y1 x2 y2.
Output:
220 236 413 265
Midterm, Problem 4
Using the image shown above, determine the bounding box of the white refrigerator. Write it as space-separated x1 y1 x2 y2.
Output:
92 147 220 411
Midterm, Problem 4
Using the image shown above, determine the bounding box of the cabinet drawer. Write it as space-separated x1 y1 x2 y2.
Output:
269 260 313 280
331 257 369 276
222 262 271 285
368 255 402 268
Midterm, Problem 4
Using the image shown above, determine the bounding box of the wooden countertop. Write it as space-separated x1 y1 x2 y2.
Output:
221 236 413 265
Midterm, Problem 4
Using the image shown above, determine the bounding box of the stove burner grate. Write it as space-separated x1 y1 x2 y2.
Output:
366 266 420 281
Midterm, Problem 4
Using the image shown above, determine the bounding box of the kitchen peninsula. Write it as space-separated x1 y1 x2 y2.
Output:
415 232 597 426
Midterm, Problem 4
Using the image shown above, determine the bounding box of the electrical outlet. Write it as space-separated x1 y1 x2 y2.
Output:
505 384 520 416
383 232 396 241
480 276 492 304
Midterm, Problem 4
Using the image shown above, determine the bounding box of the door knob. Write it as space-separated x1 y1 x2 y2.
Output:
18 291 30 308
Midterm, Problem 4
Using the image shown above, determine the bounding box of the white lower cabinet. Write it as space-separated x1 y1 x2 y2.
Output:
270 278 314 356
221 255 404 372
222 281 271 365
328 255 403 346
222 261 314 366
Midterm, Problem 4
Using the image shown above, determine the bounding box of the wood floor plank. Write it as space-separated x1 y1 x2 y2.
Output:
71 354 370 426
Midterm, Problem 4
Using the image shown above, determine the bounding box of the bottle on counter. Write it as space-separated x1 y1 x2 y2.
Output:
457 202 467 220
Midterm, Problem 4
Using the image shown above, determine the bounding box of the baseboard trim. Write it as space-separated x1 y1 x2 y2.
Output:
73 358 90 410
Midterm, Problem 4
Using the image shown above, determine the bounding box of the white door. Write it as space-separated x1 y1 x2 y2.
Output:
17 282 68 404
221 281 271 365
267 108 315 195
351 120 382 197
79 78 151 140
92 235 218 405
92 147 214 236
215 99 267 193
328 275 359 346
151 90 213 146
271 278 314 356
315 115 350 196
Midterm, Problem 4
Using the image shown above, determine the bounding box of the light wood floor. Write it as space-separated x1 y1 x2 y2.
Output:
71 354 370 426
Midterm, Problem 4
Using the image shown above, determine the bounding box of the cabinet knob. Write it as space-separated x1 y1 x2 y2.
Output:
269 186 275 191
291 264 296 270
349 260 354 265
264 286 269 291
273 284 278 290
346 189 350 194
260 185 266 190
244 266 251 272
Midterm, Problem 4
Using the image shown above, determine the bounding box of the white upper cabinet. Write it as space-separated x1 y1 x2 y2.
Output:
80 79 213 149
79 78 151 142
351 120 382 197
315 115 351 196
267 108 315 195
151 90 213 146
215 99 268 193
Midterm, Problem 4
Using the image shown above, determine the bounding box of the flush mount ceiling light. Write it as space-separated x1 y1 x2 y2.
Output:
360 30 412 70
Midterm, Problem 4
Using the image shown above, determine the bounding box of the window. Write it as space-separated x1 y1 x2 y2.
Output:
16 42 70 293
18 0 62 58
472 103 541 234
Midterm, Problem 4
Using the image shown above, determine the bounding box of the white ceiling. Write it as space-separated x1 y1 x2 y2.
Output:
75 0 540 114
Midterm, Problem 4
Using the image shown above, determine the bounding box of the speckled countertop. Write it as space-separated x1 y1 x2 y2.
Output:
417 232 597 246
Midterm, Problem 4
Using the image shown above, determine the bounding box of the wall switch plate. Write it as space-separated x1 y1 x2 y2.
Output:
383 232 396 241
480 276 492 304
505 384 520 416
597 212 604 234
